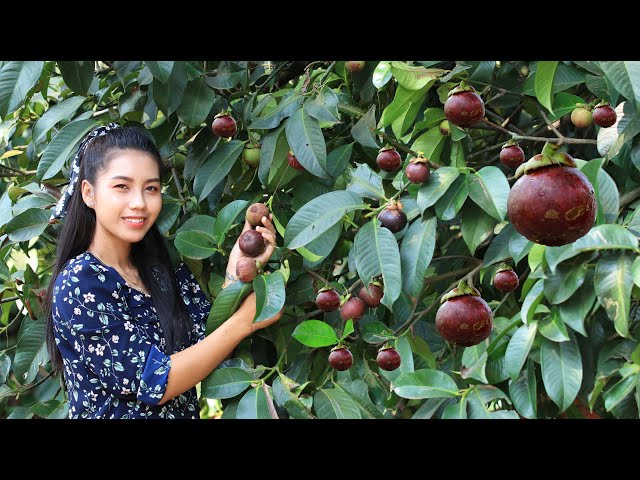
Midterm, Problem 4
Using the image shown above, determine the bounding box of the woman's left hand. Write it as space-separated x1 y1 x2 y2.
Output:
223 214 277 288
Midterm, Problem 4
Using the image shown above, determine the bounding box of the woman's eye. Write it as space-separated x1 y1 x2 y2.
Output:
115 184 127 189
147 186 159 192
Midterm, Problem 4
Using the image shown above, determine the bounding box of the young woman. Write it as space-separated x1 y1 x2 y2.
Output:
43 124 281 419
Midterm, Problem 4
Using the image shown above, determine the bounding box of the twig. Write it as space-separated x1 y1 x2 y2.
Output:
538 106 566 145
0 296 18 304
485 110 526 135
482 119 596 144
262 382 279 419
304 266 332 286
620 187 640 209
466 79 526 97
171 167 188 215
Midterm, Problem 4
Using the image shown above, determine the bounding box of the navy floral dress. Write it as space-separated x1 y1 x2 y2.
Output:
51 251 212 419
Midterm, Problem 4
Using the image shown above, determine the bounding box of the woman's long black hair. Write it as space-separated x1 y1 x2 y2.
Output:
44 126 193 375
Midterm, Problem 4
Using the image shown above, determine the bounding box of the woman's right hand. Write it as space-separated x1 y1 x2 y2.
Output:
234 292 283 335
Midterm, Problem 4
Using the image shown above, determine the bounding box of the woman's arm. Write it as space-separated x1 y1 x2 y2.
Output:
157 292 281 405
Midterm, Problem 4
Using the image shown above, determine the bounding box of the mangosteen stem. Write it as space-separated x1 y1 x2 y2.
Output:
304 266 332 287
538 107 566 144
372 129 440 170
482 118 597 145
261 382 279 419
466 79 527 97
620 186 640 209
347 278 363 294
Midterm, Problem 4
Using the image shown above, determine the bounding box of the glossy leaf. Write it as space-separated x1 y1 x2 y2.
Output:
0 61 44 117
462 203 497 255
509 231 533 265
416 166 459 212
334 380 383 419
350 104 379 149
58 61 95 95
0 352 10 384
205 280 253 335
236 386 273 419
193 139 245 202
253 271 286 324
543 262 588 304
249 93 302 130
411 127 446 165
353 219 402 309
313 388 361 419
534 61 558 113
509 362 537 419
32 96 85 144
558 271 596 336
5 208 50 242
346 163 385 200
400 216 437 297
292 320 339 347
506 321 538 380
174 231 216 260
213 200 248 245
177 77 216 128
599 61 640 109
152 61 188 116
284 190 364 250
412 398 447 419
434 174 467 220
361 322 395 344
145 61 174 83
201 367 253 399
285 108 328 178
483 223 516 267
442 398 468 419
372 61 392 88
539 307 570 342
466 166 510 221
521 279 544 325
603 374 637 412
390 62 443 91
36 118 98 180
540 335 583 413
13 317 48 384
326 143 353 178
594 253 634 338
392 369 458 399
381 84 429 127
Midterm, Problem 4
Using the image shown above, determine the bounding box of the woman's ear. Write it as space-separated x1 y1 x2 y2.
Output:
81 179 95 208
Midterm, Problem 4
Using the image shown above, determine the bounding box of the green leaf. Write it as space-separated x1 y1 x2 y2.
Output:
390 61 443 91
599 61 640 109
434 173 468 220
392 95 424 139
145 61 174 83
548 92 587 121
205 280 253 335
305 97 340 125
381 84 429 127
152 61 188 116
400 216 437 297
201 367 253 399
326 143 353 178
372 61 393 88
299 222 341 265
176 214 216 239
411 127 446 165
521 279 545 325
632 257 640 287
461 343 488 384
379 336 414 384
361 321 395 344
350 104 379 149
545 224 638 273
5 208 50 242
540 335 583 413
346 163 385 200
292 320 339 347
177 77 217 128
36 118 98 180
408 335 436 369
483 223 516 267
0 61 44 117
155 196 181 234
213 200 248 245
249 93 303 130
543 262 588 304
578 158 619 225
253 271 286 324
193 139 245 202
335 380 384 419
392 369 459 399
558 271 596 336
204 61 243 89
236 386 273 419
313 388 361 419
412 398 447 419
466 166 510 221
416 166 459 212
442 398 468 419
604 374 637 412
174 231 216 260
594 253 634 338
509 362 537 419
32 96 86 144
506 321 538 380
462 203 497 255
285 108 328 178
0 352 12 383
259 125 294 190
0 192 12 228
341 319 354 341
284 190 364 250
354 219 402 309
539 307 570 342
509 232 533 265
534 61 558 113
58 61 95 96
13 317 48 384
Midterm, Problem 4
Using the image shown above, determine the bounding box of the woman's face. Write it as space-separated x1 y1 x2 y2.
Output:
82 149 162 247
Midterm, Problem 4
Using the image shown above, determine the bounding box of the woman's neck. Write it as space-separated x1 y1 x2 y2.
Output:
88 235 134 271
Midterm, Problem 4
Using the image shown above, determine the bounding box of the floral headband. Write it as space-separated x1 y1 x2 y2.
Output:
48 122 121 224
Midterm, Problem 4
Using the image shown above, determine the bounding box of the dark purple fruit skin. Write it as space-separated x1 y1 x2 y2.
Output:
212 115 237 137
405 162 430 184
357 284 383 307
435 295 493 347
376 348 401 371
316 290 341 312
499 145 525 168
246 203 270 227
592 105 617 128
378 208 407 233
329 348 353 370
494 270 519 292
287 152 305 171
507 165 596 246
444 91 485 128
236 257 258 282
376 149 402 172
238 229 266 256
339 297 367 322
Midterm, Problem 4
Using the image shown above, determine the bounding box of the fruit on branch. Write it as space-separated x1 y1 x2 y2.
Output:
246 203 270 227
376 346 401 371
570 106 593 128
439 120 451 136
435 280 493 347
211 112 237 138
357 282 383 307
378 201 407 233
444 83 485 128
493 265 519 292
242 144 261 168
329 346 353 370
499 142 525 168
507 148 596 246
287 150 305 171
316 288 341 312
236 257 259 282
345 61 366 73
339 297 367 322
238 229 266 256
592 103 617 128
405 155 431 184
376 146 402 172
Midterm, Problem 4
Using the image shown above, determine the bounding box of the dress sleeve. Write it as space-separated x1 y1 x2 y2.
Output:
52 261 171 406
174 262 212 343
